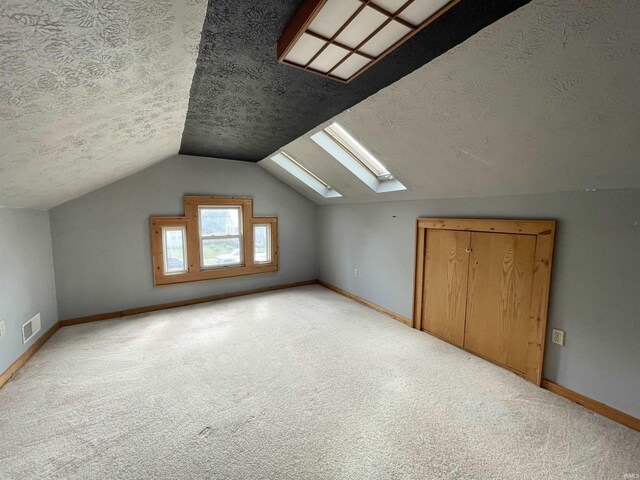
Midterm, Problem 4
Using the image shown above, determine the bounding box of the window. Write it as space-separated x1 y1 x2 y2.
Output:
199 206 243 268
271 151 341 198
150 196 278 286
162 226 187 274
253 224 271 264
324 123 393 180
311 123 407 193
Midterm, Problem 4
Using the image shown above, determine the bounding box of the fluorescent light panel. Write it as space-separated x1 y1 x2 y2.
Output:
271 152 342 198
311 124 406 193
277 0 459 82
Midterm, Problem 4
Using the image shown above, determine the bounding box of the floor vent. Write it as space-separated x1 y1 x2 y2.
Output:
22 313 41 344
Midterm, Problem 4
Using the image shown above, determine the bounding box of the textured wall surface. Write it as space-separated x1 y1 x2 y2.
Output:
261 0 640 204
50 155 318 320
180 0 530 161
0 208 58 375
317 188 640 418
0 0 206 209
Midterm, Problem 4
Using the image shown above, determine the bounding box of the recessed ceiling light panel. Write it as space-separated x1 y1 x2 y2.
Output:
277 0 460 83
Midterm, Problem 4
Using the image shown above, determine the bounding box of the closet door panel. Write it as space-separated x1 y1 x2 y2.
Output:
422 229 471 347
464 232 536 372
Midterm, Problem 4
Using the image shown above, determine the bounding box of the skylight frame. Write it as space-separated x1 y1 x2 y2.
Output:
271 151 342 199
324 123 393 180
277 0 461 83
311 125 406 194
281 151 332 189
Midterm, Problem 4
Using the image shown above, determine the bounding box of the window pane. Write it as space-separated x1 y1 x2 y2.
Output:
163 227 187 273
201 237 242 267
199 207 241 237
253 224 271 264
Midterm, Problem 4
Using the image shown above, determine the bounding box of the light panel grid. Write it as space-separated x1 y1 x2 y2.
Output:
278 0 458 83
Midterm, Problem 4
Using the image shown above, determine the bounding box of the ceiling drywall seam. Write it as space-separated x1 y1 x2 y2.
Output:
0 0 208 209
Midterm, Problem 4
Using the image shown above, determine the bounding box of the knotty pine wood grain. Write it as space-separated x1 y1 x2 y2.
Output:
422 229 470 347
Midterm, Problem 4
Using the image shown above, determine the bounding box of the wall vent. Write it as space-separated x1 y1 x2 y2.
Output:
22 313 41 344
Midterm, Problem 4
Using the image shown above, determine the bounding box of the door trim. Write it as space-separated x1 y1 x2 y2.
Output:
412 218 556 385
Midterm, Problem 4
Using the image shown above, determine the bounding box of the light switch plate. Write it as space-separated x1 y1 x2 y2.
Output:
552 328 565 346
0 320 5 337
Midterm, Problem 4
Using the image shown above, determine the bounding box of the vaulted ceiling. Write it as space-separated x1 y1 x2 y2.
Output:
179 0 530 161
0 0 206 209
0 0 530 209
261 0 640 204
2 0 638 209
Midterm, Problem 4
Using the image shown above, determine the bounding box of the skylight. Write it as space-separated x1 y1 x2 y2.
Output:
324 123 393 180
311 123 406 193
271 152 342 199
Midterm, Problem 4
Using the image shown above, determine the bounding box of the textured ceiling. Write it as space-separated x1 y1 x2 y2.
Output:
179 0 531 162
0 0 206 209
260 0 640 205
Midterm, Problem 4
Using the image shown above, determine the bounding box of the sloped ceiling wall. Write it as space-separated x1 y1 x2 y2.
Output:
0 0 207 209
3 0 638 209
179 0 530 162
260 0 640 204
1 0 532 209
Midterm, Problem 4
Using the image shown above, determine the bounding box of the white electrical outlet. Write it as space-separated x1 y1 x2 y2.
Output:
0 320 5 337
353 268 358 278
552 328 565 346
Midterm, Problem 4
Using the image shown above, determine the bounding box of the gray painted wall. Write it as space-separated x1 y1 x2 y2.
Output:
50 155 318 320
0 208 58 374
317 188 640 418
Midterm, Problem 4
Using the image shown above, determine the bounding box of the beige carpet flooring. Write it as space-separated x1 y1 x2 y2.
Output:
0 285 638 479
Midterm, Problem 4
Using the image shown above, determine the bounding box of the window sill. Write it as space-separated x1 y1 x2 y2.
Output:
153 263 278 287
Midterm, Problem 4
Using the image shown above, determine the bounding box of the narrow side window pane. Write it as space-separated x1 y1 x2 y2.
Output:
253 224 271 264
163 227 187 274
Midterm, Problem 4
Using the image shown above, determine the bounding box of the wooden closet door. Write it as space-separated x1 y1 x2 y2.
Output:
464 232 536 373
422 229 471 347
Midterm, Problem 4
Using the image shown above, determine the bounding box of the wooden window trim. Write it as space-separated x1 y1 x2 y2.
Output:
412 217 556 385
252 221 277 265
151 196 278 286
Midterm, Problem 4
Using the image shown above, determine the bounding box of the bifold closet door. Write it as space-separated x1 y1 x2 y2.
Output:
464 232 536 373
422 229 471 347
